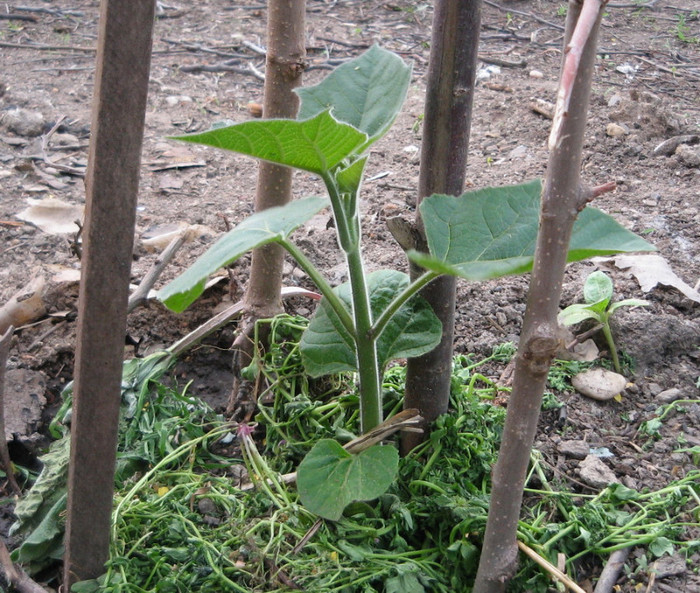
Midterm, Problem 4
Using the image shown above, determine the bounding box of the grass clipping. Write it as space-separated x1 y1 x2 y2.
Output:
11 315 700 592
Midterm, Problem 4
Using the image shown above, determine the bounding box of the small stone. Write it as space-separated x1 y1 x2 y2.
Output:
647 382 663 396
577 455 619 489
165 95 193 107
558 440 589 460
508 145 528 159
572 369 627 401
654 554 687 579
621 475 638 490
655 387 683 404
3 107 45 137
606 122 628 137
529 69 544 79
675 144 700 168
197 498 217 515
52 132 80 146
607 93 622 107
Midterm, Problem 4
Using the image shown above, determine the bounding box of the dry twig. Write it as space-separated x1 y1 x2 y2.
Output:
517 541 587 593
593 547 631 593
0 539 49 593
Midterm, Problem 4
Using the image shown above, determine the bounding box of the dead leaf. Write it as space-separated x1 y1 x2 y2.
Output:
606 254 700 304
16 197 84 234
158 174 184 191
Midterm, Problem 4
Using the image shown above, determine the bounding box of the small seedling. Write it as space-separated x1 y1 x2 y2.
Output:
558 270 649 374
673 14 700 44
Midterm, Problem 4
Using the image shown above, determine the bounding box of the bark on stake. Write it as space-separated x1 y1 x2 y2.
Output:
402 0 482 453
473 1 609 591
228 0 306 417
63 0 156 586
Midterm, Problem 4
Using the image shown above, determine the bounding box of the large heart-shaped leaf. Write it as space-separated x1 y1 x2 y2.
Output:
157 196 329 312
297 45 412 148
171 110 368 175
297 439 399 521
299 270 442 377
409 179 656 280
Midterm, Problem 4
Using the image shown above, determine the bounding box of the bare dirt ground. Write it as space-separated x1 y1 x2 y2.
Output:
1 1 699 591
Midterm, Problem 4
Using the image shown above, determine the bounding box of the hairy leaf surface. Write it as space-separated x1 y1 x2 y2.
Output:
297 439 399 521
297 45 411 147
300 270 442 377
171 111 368 174
157 197 329 312
410 179 656 280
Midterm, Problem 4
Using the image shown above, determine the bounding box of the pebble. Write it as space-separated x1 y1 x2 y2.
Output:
607 93 622 107
165 95 193 107
529 69 544 79
647 382 664 396
577 455 619 489
675 143 700 168
558 440 589 460
508 145 528 159
655 387 683 404
654 554 687 579
571 369 627 401
621 476 638 490
606 122 628 137
2 107 46 137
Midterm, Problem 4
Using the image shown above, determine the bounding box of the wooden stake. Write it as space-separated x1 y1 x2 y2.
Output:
63 0 156 587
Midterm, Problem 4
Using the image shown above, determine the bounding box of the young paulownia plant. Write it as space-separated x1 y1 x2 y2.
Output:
157 46 654 521
559 270 649 373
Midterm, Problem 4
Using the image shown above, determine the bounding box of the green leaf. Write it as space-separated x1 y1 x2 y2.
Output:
649 536 674 558
336 155 368 196
409 179 656 281
299 270 442 377
297 45 412 147
297 439 399 521
558 304 601 326
583 271 613 309
171 110 368 175
386 564 427 593
607 298 650 314
157 196 329 312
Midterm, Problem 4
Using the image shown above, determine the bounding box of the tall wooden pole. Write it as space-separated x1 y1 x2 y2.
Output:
402 0 482 453
63 0 156 586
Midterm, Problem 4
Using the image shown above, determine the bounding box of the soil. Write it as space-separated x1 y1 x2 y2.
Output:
0 1 699 591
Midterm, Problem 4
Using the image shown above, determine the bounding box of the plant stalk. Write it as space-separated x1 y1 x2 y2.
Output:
600 321 621 373
282 240 355 336
323 170 382 431
346 244 382 432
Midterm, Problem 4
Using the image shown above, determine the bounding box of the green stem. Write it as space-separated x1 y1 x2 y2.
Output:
347 243 383 431
282 239 355 337
601 320 621 373
370 270 438 339
322 171 382 431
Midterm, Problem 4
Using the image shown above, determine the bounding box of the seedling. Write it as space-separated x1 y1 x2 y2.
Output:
673 13 700 44
157 46 653 519
558 270 649 373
